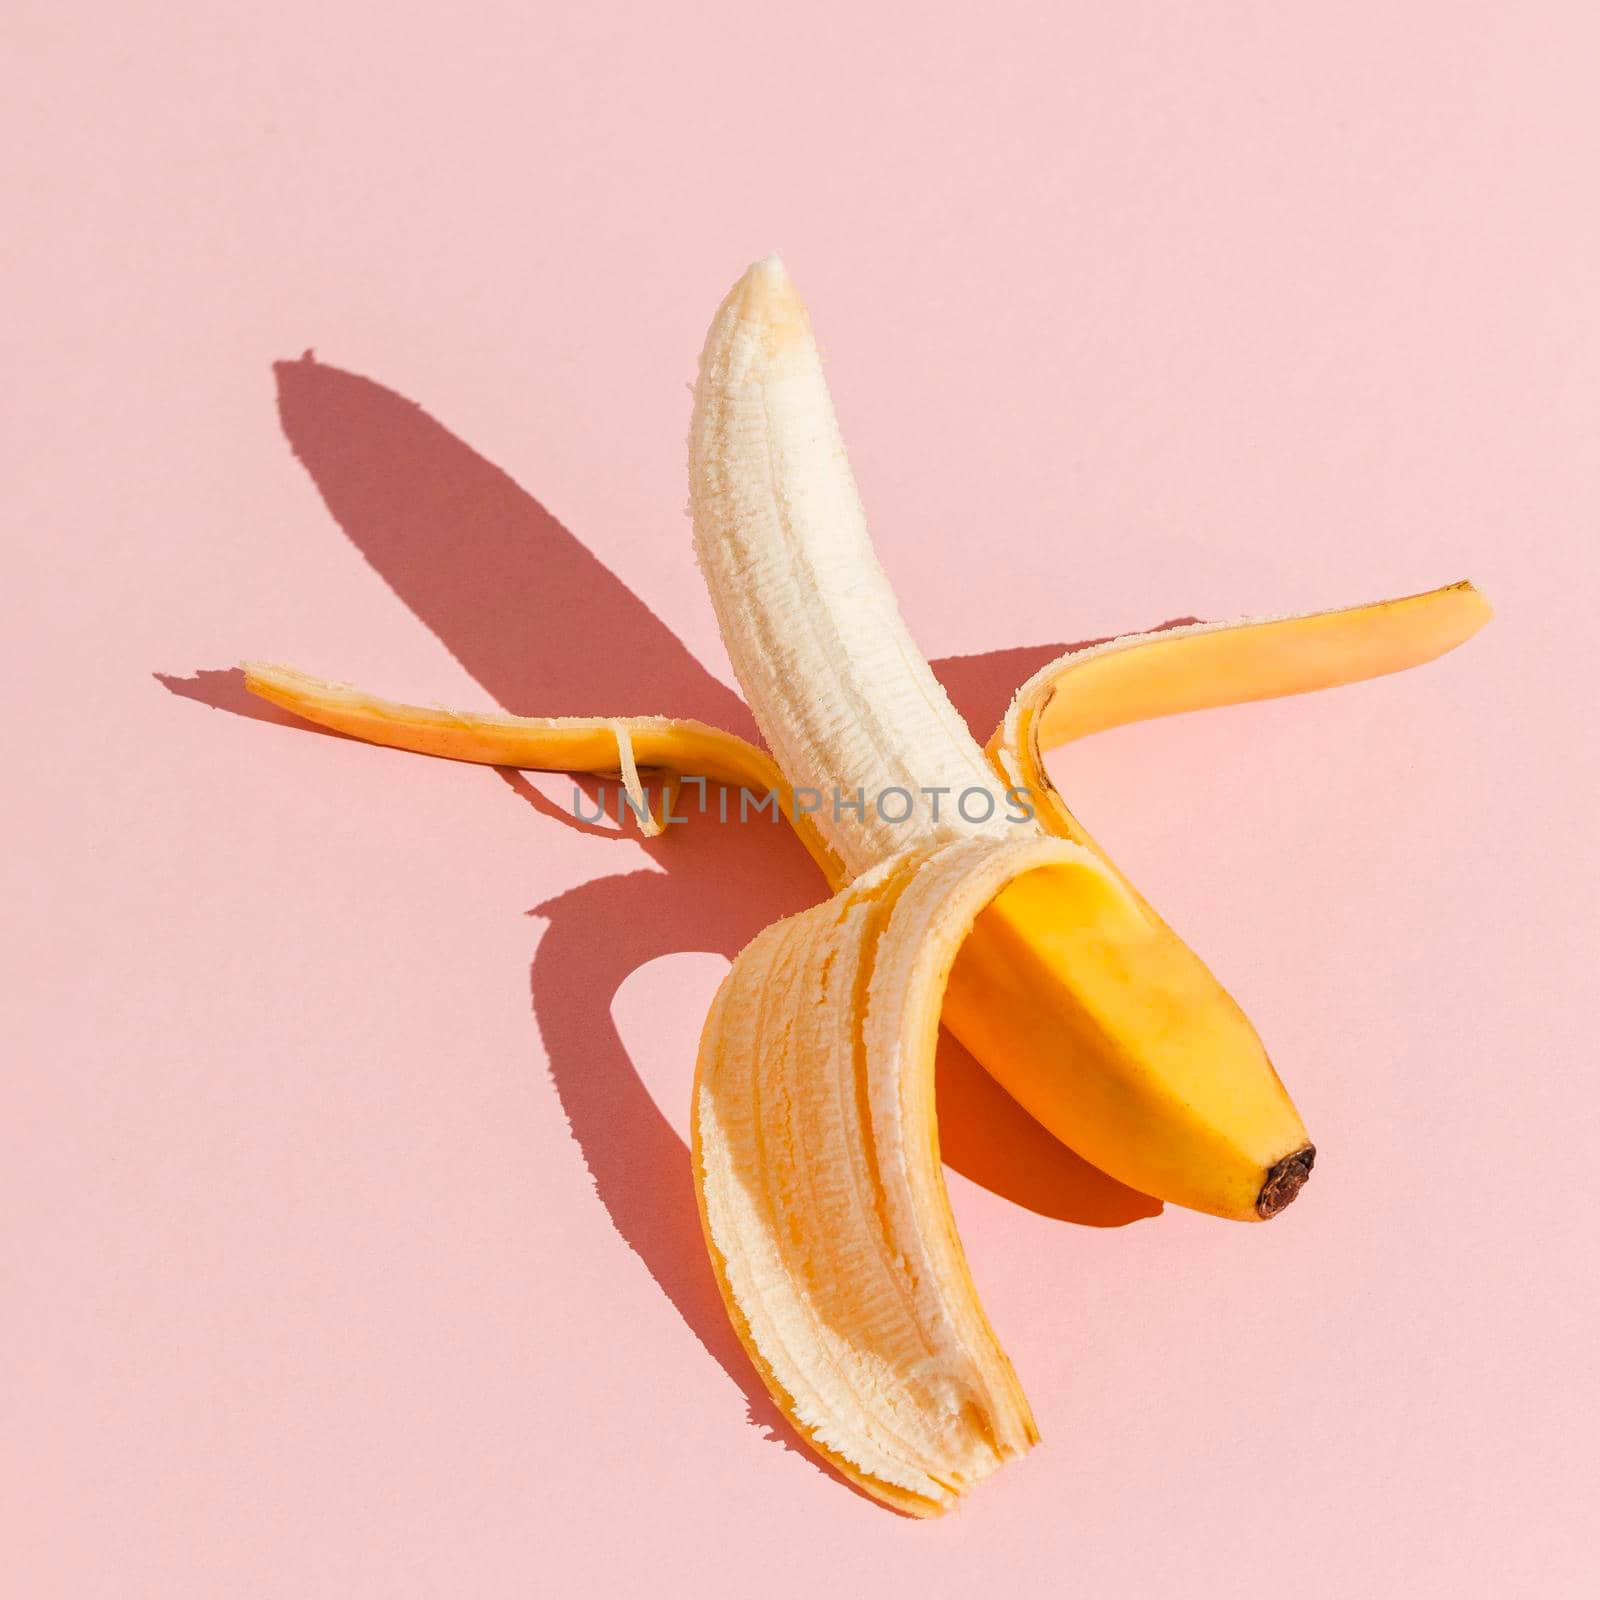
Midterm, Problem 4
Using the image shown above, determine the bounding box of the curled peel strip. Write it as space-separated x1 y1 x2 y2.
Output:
695 835 1101 1516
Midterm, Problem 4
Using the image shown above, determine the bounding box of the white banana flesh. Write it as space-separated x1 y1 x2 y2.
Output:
689 255 1027 882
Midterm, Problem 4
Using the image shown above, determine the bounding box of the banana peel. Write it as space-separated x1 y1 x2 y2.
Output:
239 257 1490 1514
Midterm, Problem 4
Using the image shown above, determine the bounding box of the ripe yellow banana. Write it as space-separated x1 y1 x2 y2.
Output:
240 256 1490 1514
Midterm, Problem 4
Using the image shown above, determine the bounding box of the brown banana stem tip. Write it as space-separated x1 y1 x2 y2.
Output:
1256 1146 1317 1219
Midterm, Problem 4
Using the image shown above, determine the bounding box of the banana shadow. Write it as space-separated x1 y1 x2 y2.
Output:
159 357 1164 1483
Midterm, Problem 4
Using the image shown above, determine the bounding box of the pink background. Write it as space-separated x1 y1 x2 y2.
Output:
7 3 1597 1594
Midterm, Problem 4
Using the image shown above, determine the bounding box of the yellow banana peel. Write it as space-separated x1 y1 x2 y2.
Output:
240 258 1490 1514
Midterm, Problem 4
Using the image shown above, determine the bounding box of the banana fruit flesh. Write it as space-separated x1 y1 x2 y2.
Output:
240 256 1490 1514
688 257 1022 882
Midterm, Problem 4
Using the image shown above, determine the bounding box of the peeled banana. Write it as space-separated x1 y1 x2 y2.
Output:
239 256 1490 1514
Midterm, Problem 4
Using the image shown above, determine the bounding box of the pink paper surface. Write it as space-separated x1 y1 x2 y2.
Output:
7 3 1596 1593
